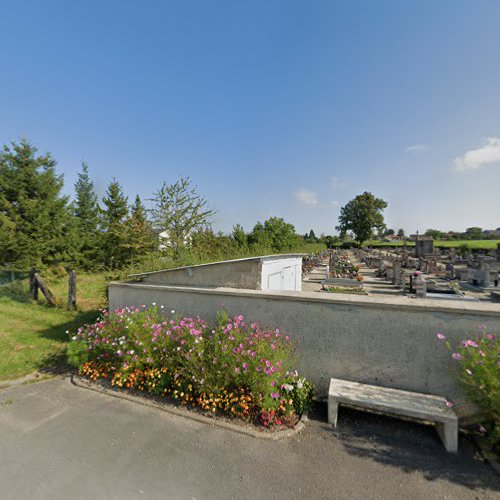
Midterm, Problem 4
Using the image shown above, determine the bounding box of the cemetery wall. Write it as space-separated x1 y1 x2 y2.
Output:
109 282 500 413
140 258 261 289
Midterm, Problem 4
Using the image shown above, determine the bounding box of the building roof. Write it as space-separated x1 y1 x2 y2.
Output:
128 254 305 277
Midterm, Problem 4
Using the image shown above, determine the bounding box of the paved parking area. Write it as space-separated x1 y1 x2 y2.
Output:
0 378 498 500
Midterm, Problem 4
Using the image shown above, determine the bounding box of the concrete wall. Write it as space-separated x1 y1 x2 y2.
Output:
142 259 262 289
108 283 500 414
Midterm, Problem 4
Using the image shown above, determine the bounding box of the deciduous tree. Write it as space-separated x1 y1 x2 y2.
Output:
336 192 387 245
149 177 215 255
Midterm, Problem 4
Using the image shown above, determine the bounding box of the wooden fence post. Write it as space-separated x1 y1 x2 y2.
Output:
29 268 39 300
34 273 56 306
68 270 76 309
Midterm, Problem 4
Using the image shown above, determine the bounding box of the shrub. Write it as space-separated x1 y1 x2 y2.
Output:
69 305 313 427
437 329 499 453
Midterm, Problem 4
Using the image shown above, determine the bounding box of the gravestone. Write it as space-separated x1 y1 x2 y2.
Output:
397 270 406 289
468 267 490 288
446 262 455 279
415 237 434 257
392 262 401 285
415 274 427 298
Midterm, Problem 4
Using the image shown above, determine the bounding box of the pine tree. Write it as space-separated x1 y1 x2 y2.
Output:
123 195 157 262
74 162 101 268
101 179 129 269
231 224 248 249
0 140 73 268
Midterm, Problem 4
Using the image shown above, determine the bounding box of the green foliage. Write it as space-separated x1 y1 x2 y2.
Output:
73 163 102 268
464 226 483 240
286 376 314 415
190 228 241 263
303 229 318 243
123 195 157 261
249 217 299 253
336 192 387 245
0 140 74 268
67 338 89 367
101 179 129 269
231 224 248 249
70 306 314 422
440 330 499 453
149 176 215 255
424 228 445 239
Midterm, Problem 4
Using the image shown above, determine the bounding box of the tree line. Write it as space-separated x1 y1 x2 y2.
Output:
0 140 319 272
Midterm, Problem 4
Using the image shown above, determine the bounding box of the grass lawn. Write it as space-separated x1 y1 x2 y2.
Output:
433 239 500 249
0 273 107 381
364 239 499 250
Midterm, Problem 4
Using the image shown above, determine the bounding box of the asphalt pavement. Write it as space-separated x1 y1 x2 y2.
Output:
0 378 498 500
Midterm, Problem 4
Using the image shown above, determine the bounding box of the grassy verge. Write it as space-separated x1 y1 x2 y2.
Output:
363 239 499 250
295 242 327 253
0 273 106 381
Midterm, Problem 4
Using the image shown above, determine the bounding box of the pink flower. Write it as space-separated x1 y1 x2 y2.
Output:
436 333 446 341
271 392 279 399
445 401 453 408
451 352 462 360
466 339 478 347
479 425 486 433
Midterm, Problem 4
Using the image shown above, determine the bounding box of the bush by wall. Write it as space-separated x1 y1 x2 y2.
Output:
438 329 499 454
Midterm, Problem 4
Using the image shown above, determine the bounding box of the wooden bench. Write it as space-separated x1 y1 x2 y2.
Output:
328 378 458 453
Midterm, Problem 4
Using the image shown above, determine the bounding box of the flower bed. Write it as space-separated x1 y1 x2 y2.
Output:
68 306 313 429
322 285 367 295
437 328 499 459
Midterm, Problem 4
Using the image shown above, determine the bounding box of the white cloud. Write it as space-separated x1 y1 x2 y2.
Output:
295 188 319 207
405 144 431 153
331 177 348 190
454 137 500 172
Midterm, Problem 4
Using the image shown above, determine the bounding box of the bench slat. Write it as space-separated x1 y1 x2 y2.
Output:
329 379 457 423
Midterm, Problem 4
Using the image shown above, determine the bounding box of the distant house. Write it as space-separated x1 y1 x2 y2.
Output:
157 229 192 250
383 234 402 242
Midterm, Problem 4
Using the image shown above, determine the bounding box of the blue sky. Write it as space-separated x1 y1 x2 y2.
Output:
1 0 499 235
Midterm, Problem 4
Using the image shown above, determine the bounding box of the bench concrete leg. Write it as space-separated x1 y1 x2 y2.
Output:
436 421 458 453
328 399 339 427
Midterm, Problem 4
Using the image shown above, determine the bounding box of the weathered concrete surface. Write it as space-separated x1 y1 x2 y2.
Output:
328 378 458 452
0 378 498 500
108 283 500 406
141 257 262 289
136 255 303 291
